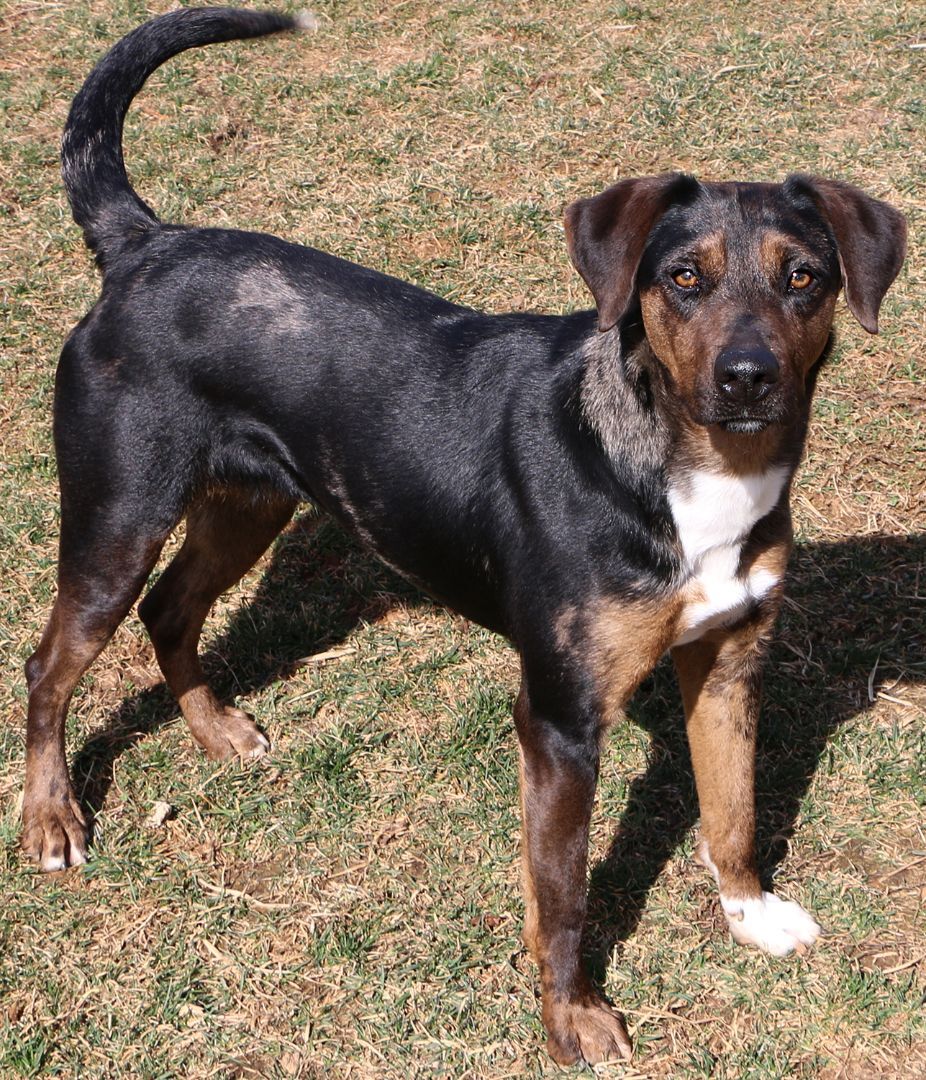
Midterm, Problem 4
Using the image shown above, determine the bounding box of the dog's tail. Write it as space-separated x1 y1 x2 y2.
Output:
62 6 311 267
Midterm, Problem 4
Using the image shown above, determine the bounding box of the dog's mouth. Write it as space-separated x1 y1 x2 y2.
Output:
718 418 771 434
693 408 778 434
692 393 785 435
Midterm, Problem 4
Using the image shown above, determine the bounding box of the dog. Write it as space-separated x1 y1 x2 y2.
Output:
22 6 907 1066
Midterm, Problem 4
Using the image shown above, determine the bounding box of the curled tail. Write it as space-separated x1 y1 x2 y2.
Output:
61 6 309 268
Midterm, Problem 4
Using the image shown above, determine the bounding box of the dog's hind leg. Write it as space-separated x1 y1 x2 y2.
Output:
138 487 296 761
23 523 172 870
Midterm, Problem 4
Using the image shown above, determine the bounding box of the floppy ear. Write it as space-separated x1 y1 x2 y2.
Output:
784 175 907 334
564 172 700 332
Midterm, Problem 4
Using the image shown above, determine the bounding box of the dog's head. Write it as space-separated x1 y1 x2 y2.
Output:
565 173 906 434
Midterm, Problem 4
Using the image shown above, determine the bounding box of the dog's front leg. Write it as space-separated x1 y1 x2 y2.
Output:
672 621 821 955
514 682 632 1066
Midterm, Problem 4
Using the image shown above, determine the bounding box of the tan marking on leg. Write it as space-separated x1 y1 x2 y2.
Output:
139 488 295 760
582 595 682 729
672 619 773 901
675 597 821 953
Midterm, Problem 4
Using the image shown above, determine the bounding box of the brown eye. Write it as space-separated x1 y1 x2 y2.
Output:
789 269 814 290
672 269 699 289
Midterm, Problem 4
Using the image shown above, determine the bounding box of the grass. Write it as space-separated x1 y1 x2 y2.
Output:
1 0 924 1076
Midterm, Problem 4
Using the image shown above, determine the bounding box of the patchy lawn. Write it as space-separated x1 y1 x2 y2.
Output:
0 1 923 1076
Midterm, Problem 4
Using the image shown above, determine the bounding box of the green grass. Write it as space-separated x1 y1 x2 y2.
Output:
1 1 924 1076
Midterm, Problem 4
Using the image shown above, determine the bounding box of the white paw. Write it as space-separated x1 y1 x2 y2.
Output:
245 732 271 760
721 892 821 956
39 845 86 872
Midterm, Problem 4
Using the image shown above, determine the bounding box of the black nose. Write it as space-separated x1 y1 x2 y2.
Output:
714 348 780 406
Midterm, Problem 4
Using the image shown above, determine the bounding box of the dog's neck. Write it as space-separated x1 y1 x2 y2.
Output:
578 326 672 475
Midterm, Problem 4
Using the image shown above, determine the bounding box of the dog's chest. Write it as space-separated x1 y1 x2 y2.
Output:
668 468 787 646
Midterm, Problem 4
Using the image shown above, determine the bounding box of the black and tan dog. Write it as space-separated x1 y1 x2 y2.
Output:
22 7 906 1066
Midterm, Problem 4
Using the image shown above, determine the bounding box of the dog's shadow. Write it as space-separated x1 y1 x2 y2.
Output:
70 513 420 814
71 520 924 967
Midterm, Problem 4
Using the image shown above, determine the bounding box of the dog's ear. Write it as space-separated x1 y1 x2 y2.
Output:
784 175 907 334
564 172 700 332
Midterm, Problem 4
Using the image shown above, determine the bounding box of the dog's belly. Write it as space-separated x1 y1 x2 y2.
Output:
306 464 508 634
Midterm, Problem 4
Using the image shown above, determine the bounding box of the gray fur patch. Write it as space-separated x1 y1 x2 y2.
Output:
578 331 670 475
233 264 308 334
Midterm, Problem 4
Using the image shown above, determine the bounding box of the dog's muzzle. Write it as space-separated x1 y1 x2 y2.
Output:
712 347 780 432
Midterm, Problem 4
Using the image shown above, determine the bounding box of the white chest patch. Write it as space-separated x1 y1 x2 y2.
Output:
669 467 787 646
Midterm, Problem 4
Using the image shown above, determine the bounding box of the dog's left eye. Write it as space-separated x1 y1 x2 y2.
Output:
672 269 700 289
788 269 814 290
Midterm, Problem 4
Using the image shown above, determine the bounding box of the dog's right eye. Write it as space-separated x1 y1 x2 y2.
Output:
672 269 700 289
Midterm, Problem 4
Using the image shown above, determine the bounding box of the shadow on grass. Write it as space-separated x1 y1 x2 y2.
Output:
70 520 924 970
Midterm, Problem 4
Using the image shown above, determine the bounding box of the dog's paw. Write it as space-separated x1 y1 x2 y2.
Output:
543 993 633 1066
197 706 270 761
722 892 821 956
21 790 89 872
